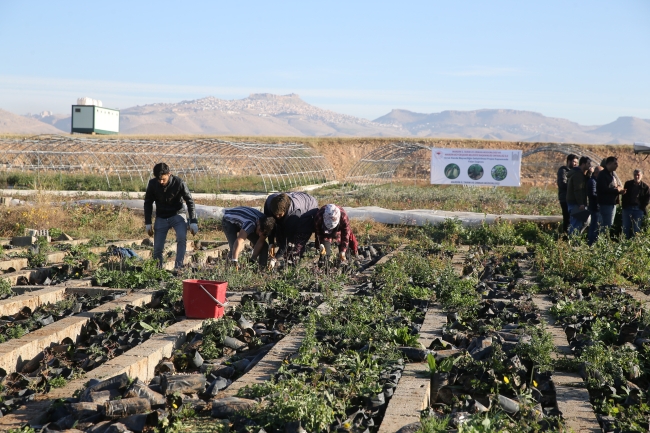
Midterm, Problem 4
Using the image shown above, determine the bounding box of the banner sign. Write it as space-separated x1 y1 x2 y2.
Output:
430 148 522 187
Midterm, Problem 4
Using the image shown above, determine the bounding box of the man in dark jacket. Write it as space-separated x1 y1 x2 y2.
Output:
587 166 602 245
596 156 625 232
621 169 650 238
557 154 579 234
566 156 592 236
259 192 318 264
144 163 198 269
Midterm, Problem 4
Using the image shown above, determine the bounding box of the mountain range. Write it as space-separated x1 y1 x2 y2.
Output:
2 93 649 144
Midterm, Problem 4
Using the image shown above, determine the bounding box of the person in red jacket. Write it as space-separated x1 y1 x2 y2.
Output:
314 204 359 261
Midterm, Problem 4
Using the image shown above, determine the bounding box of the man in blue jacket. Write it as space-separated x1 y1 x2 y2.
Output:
144 163 198 269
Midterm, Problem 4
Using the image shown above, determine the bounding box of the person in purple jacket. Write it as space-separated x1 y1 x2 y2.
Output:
256 192 318 264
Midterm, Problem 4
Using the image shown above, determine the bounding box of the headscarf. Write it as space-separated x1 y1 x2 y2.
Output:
323 204 341 232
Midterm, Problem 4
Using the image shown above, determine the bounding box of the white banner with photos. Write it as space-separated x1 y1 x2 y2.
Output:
430 148 522 187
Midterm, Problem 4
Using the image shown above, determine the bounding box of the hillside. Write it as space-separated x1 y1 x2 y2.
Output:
0 109 64 135
374 109 650 144
2 95 650 143
118 94 403 137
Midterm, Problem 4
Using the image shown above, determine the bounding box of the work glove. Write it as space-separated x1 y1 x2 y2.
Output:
269 244 277 258
319 244 327 256
268 258 277 270
145 224 154 237
339 251 347 262
228 258 239 270
190 223 199 235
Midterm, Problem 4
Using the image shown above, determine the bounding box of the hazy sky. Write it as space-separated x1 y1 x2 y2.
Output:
1 0 649 124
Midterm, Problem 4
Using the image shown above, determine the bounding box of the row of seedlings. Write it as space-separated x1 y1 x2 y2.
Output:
65 278 337 430
2 290 180 419
414 246 565 432
219 250 436 433
533 235 650 432
0 290 127 415
18 245 392 432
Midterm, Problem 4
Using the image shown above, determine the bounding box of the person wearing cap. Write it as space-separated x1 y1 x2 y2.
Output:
222 206 275 268
621 169 650 238
314 204 359 261
144 162 198 269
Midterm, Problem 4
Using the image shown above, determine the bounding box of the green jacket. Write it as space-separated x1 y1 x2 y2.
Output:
566 168 588 206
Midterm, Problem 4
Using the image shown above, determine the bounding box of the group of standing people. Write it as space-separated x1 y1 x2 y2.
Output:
557 154 649 244
142 162 358 270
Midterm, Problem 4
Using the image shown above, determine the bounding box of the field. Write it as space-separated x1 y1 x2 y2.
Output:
0 192 647 433
0 134 649 432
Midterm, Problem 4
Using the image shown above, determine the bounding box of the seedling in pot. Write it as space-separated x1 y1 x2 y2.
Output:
427 353 458 403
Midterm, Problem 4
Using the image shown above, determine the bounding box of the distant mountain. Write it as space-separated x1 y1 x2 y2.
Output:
589 117 650 143
118 93 403 136
28 111 71 132
0 109 63 135
2 95 650 143
373 109 650 144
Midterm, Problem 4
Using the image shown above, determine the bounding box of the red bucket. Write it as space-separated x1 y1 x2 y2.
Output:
182 279 228 319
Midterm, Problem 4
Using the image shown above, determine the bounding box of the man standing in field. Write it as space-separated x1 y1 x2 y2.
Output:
587 165 602 245
258 192 318 265
222 206 275 269
144 163 198 269
621 169 650 238
566 156 592 236
557 154 579 235
596 156 625 233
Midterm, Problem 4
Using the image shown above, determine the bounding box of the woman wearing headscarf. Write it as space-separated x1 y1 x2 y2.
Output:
314 204 359 261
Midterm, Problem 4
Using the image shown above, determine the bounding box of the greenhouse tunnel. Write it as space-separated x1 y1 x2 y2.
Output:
0 136 336 192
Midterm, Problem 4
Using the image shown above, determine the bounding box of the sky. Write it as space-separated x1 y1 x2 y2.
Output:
0 0 649 124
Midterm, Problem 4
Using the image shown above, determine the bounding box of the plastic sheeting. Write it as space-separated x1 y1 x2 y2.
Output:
634 142 650 154
344 206 561 227
72 200 561 227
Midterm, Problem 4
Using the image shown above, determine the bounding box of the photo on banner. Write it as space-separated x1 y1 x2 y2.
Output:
431 148 522 187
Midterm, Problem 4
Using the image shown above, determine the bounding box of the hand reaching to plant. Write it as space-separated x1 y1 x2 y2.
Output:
339 251 347 262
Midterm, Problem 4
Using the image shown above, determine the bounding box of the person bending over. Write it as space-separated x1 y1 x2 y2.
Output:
314 204 359 261
260 192 318 262
222 206 275 268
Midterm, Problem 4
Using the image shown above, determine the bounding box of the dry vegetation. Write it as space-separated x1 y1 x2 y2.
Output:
0 200 402 246
3 134 644 187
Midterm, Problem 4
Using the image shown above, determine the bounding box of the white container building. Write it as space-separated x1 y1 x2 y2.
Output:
71 98 119 135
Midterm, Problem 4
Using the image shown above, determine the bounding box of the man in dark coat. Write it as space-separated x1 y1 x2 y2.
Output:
565 156 592 236
621 169 650 238
587 166 602 245
144 163 198 269
557 154 579 234
596 156 625 232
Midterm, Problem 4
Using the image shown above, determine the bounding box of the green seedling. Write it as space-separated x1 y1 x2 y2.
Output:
426 353 457 375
